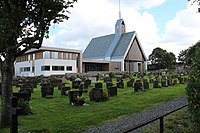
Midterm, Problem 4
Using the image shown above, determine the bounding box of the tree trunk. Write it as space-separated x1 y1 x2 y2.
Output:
1 57 15 126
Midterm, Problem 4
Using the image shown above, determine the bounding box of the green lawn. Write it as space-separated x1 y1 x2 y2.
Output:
0 78 186 133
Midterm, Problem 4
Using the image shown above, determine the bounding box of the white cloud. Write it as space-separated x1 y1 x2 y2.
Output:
43 0 200 59
158 3 200 56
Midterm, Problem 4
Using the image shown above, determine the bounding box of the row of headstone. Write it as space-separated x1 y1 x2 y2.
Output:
134 79 149 92
89 82 108 102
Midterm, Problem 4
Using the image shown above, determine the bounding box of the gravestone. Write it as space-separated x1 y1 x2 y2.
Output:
72 80 81 89
167 79 172 86
61 86 71 96
58 83 66 90
153 80 159 88
89 88 103 102
143 79 149 90
134 80 142 92
106 81 113 89
79 83 88 93
13 92 31 102
127 78 134 88
84 79 91 89
107 86 117 97
116 80 124 89
95 82 103 89
161 80 168 87
41 83 54 98
68 90 83 105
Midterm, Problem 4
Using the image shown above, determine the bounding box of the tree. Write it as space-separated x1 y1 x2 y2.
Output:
178 49 188 64
186 47 200 132
188 0 200 13
0 0 77 126
148 47 176 70
178 41 200 66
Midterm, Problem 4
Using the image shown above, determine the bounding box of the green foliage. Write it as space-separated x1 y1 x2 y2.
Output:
109 72 115 78
0 0 77 126
149 47 176 70
17 99 32 115
178 41 200 66
186 47 200 132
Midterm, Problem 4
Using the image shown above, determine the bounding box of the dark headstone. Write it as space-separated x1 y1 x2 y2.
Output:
107 86 117 97
117 81 124 89
72 80 81 89
106 82 113 89
143 80 149 90
161 80 168 87
89 88 103 102
167 79 172 86
41 83 54 98
134 80 142 92
68 90 83 105
127 78 134 87
84 79 91 89
153 80 159 88
95 82 103 89
61 86 71 96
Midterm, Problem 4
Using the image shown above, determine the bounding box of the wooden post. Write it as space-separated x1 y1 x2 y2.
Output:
10 96 20 133
160 116 164 133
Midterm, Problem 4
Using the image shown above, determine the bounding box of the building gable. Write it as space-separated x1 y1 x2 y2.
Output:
125 37 147 62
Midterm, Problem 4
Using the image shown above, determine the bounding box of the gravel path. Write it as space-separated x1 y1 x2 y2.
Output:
81 95 188 133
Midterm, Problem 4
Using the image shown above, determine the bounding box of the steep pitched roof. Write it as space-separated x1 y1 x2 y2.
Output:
83 31 136 60
83 34 115 59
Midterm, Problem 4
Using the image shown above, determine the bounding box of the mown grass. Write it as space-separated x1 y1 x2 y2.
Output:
0 77 186 133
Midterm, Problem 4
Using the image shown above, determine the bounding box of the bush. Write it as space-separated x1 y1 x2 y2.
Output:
186 47 200 132
17 99 32 115
109 72 115 78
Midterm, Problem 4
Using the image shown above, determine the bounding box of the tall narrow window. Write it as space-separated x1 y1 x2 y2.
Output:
52 52 58 59
43 51 50 59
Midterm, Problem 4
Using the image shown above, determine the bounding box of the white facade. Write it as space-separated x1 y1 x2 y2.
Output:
14 46 82 77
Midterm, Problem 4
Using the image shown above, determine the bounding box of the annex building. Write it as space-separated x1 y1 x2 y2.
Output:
15 46 82 77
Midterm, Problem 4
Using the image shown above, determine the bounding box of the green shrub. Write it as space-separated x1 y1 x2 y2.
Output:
186 47 200 132
17 99 32 115
109 72 115 78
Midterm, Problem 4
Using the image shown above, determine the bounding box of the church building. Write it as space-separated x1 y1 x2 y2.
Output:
82 18 147 73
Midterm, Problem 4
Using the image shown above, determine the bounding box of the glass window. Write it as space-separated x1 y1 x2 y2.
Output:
41 66 50 71
43 51 50 59
52 52 58 59
69 53 72 60
52 66 64 71
66 66 72 71
66 53 69 59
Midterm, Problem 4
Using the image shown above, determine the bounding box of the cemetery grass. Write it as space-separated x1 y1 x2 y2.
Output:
0 79 186 133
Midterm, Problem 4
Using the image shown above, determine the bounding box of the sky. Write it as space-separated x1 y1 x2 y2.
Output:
43 0 200 58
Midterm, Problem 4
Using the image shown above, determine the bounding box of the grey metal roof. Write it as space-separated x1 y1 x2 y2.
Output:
83 34 115 59
111 31 135 57
83 31 135 60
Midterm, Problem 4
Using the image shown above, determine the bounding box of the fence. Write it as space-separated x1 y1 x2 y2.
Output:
121 104 188 133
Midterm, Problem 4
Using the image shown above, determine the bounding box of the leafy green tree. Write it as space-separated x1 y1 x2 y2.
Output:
0 0 77 126
186 47 200 132
178 49 188 64
148 47 176 70
178 41 200 66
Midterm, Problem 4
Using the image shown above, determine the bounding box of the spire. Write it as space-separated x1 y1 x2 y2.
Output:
119 0 121 19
